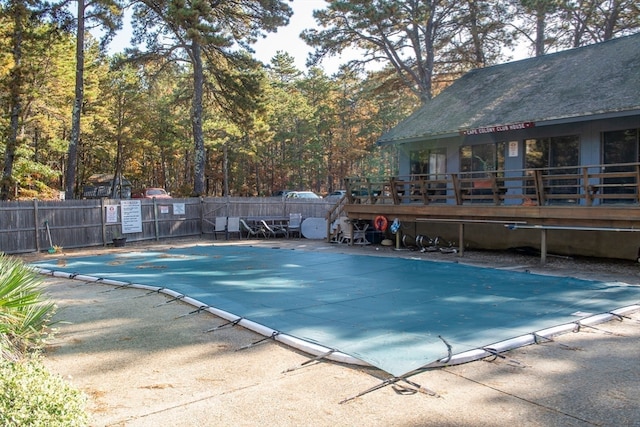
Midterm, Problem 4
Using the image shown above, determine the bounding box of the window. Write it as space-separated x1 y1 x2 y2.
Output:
603 129 638 164
409 148 447 202
525 136 579 169
459 142 506 176
525 136 580 202
410 148 446 178
602 129 639 203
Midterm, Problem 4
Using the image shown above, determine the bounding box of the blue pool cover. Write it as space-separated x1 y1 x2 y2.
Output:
32 245 640 376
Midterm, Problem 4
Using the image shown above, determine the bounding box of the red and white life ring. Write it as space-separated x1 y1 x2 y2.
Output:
374 215 388 231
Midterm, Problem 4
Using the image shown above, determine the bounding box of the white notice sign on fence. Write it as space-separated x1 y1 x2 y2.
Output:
173 203 185 215
120 200 142 234
106 205 118 223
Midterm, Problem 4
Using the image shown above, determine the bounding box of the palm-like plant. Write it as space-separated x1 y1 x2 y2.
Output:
0 254 55 360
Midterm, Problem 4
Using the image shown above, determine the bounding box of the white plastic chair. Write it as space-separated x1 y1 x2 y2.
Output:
214 217 227 240
288 213 303 238
227 217 242 239
337 217 353 244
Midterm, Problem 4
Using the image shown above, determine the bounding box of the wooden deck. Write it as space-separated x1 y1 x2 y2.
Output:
336 163 640 261
340 162 640 228
343 204 640 229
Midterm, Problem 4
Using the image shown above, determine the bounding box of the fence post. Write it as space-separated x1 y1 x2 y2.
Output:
200 197 205 236
33 199 40 252
153 198 159 240
100 199 107 246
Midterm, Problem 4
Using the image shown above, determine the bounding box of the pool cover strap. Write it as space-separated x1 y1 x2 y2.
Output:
134 287 167 299
609 312 640 324
533 332 578 350
438 335 452 363
482 347 525 367
100 281 133 293
236 331 280 351
283 349 337 373
154 294 185 307
574 321 624 337
339 376 439 404
175 305 210 319
205 317 243 333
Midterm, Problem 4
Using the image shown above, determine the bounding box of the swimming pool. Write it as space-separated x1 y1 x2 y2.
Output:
31 244 640 376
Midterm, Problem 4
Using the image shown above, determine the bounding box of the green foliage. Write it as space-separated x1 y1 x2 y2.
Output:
129 0 293 195
0 256 87 426
0 253 55 359
0 357 89 427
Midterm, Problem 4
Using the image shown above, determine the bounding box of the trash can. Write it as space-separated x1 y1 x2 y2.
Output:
366 230 384 244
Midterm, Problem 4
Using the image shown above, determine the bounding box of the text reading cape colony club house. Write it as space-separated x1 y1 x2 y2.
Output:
460 122 535 136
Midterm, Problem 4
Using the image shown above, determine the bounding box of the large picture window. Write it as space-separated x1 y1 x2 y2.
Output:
525 136 579 169
525 135 580 202
459 142 506 176
410 148 446 178
409 148 447 203
602 129 639 203
603 129 638 164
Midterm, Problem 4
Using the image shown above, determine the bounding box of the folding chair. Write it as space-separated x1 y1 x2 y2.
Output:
239 219 265 239
261 220 288 238
227 217 242 239
213 217 227 240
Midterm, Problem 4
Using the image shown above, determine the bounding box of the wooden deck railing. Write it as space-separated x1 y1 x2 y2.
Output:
344 162 640 207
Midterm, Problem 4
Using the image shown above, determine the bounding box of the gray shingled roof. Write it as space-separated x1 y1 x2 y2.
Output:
378 33 640 145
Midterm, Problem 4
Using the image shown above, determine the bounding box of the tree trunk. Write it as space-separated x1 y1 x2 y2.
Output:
65 0 85 200
603 0 621 41
112 133 124 198
1 4 25 200
535 8 546 56
191 40 205 196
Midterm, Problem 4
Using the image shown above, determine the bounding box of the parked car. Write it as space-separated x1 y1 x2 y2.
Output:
133 188 172 199
325 190 347 201
285 191 320 199
272 190 293 197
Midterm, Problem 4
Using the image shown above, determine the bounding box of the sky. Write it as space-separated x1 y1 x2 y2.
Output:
109 0 338 73
252 0 332 71
108 0 527 75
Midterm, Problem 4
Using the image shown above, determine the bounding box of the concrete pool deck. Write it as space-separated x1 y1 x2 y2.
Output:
29 239 640 426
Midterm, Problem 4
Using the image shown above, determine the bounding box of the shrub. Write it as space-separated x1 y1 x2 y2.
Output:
0 253 55 359
0 254 89 425
0 357 89 426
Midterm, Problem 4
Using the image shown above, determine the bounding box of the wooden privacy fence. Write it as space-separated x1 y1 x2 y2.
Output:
0 197 334 254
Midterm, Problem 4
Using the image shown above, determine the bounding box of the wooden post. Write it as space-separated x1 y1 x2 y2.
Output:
33 199 40 252
534 170 545 205
101 199 107 246
153 198 160 241
451 174 462 205
458 223 464 257
200 197 205 237
635 165 640 204
540 228 547 263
